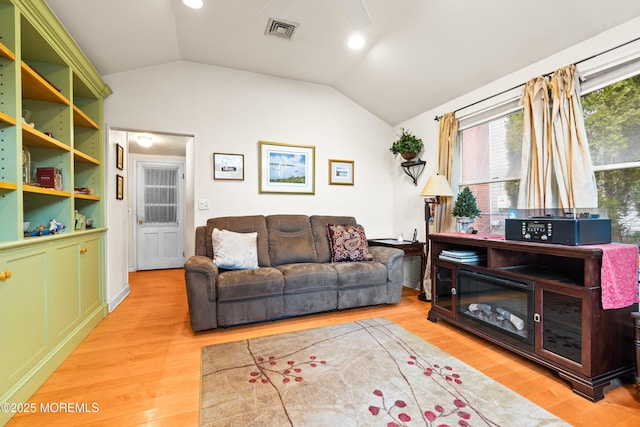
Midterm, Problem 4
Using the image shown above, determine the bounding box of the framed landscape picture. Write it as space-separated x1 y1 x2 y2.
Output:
213 153 244 180
259 141 315 194
328 159 354 185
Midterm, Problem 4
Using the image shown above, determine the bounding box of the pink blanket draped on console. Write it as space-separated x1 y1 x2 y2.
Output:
593 243 639 310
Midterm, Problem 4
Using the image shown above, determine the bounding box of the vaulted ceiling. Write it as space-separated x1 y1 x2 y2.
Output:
45 0 640 126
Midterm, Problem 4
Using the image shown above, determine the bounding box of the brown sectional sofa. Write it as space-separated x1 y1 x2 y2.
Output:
183 214 404 331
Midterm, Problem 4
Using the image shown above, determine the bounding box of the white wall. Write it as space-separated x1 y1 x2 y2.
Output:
102 61 398 304
104 128 130 311
392 16 640 247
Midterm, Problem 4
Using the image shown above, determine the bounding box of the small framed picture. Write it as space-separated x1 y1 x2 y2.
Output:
116 143 124 170
328 159 354 185
116 174 124 200
213 153 244 180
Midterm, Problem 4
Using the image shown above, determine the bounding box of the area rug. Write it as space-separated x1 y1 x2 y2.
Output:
200 318 569 426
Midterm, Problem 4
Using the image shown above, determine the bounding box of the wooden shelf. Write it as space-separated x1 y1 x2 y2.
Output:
73 105 99 129
21 61 70 105
22 123 71 151
73 149 100 165
23 184 70 197
74 193 100 201
0 181 18 191
0 111 16 126
0 41 16 60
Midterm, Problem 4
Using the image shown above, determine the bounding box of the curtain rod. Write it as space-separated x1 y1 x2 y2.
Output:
434 35 640 121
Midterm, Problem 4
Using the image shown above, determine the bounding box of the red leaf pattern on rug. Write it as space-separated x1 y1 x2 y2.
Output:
247 355 327 384
369 389 415 426
368 354 480 426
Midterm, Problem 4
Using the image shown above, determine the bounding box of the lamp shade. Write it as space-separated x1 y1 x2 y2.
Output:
420 174 453 197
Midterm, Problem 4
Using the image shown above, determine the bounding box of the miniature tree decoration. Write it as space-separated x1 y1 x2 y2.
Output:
451 186 481 219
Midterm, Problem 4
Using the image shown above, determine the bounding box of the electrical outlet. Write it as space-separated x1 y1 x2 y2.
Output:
198 199 210 210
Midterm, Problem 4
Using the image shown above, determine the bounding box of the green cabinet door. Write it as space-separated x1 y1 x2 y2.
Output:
0 246 47 398
47 239 81 343
80 234 102 315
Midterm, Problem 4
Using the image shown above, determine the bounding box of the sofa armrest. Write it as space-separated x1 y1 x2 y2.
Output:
369 246 404 303
184 255 220 331
369 246 403 265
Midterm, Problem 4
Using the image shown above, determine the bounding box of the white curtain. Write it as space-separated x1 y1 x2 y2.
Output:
549 65 598 208
517 65 597 209
144 167 179 224
424 112 457 300
436 112 458 232
518 76 554 208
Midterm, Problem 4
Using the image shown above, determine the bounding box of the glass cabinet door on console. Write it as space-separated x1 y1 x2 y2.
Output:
431 262 456 318
536 285 590 375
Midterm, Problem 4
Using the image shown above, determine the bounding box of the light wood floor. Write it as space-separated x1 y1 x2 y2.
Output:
7 268 640 426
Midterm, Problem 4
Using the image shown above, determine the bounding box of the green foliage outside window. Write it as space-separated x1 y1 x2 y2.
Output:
582 74 640 244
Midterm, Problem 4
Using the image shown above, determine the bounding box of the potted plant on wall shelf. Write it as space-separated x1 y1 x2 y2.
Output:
390 128 424 161
451 186 481 232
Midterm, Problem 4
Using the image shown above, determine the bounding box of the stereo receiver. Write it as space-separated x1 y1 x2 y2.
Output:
504 209 611 246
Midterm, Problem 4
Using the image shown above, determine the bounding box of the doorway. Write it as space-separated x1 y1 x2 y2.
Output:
134 159 186 270
122 129 194 272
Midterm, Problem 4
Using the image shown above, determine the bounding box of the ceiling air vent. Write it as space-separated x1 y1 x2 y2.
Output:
265 18 299 40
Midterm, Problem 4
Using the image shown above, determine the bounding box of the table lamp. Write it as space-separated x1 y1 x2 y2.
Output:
418 174 453 301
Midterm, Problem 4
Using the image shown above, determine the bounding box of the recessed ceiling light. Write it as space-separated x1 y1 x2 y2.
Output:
348 34 365 50
137 135 153 148
183 0 203 9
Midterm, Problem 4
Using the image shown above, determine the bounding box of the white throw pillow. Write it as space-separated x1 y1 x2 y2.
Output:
212 228 259 270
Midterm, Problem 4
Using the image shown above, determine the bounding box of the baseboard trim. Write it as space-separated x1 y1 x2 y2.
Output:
108 284 131 312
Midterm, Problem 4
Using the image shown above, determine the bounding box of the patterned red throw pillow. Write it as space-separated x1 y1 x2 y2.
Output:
327 224 374 262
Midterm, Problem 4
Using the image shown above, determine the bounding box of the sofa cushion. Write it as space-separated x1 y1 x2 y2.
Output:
279 264 339 316
333 262 389 309
277 263 338 294
332 261 387 287
267 215 317 266
206 215 271 267
217 267 284 302
310 215 358 262
212 228 258 270
327 224 373 262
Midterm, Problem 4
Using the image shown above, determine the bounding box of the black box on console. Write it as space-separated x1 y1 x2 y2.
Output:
505 216 611 245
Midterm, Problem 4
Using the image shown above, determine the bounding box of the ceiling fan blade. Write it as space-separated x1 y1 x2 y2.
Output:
261 0 296 16
340 0 371 29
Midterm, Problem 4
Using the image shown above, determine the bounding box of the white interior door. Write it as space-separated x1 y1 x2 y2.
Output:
135 160 185 270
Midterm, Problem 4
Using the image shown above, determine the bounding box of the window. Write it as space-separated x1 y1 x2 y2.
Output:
582 73 640 243
458 111 523 234
456 62 640 244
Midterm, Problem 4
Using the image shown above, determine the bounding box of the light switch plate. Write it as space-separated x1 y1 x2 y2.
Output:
198 199 210 210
